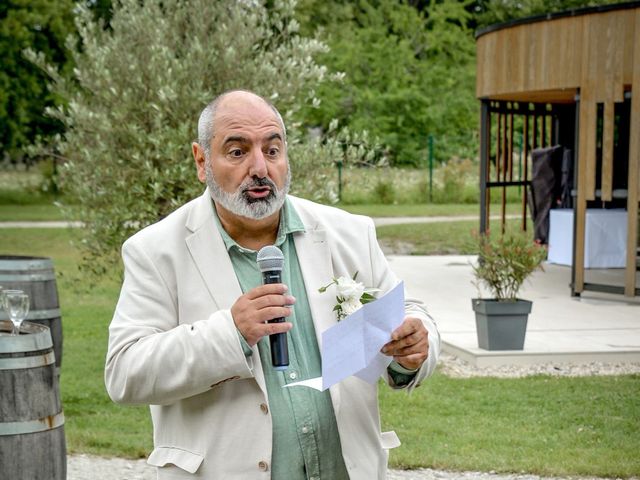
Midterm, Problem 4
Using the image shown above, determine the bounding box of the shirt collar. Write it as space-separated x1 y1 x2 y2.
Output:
212 196 305 253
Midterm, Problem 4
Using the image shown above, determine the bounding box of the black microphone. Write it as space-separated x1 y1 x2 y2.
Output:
256 245 289 370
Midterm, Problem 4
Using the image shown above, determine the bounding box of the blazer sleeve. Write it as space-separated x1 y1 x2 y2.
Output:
104 237 254 406
364 219 441 392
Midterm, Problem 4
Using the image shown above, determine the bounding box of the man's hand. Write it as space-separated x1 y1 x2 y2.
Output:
231 284 295 346
381 316 429 371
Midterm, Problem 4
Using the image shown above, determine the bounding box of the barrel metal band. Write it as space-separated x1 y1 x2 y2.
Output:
0 321 53 353
0 411 65 436
0 351 55 370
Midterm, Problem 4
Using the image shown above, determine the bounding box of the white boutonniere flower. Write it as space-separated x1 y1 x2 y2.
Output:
319 272 379 320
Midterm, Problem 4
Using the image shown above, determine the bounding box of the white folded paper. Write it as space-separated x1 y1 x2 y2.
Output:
284 281 405 391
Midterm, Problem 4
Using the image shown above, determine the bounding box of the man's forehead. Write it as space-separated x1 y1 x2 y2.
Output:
213 99 283 138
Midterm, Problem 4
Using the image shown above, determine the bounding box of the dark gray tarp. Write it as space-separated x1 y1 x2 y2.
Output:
529 145 565 244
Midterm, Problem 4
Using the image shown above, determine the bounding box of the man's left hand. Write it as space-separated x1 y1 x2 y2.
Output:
381 316 429 371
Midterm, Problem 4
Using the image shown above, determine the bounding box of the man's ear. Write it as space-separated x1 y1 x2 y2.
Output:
192 142 207 183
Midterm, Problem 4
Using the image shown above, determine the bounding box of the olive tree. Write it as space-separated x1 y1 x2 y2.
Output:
32 0 347 276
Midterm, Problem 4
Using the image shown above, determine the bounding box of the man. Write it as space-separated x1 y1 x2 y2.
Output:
105 90 440 479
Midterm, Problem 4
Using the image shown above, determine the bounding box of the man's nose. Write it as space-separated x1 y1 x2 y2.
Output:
249 149 268 178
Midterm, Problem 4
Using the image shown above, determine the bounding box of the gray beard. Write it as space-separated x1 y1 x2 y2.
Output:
205 161 290 220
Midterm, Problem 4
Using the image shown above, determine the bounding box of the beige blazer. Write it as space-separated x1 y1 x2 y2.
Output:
105 190 440 479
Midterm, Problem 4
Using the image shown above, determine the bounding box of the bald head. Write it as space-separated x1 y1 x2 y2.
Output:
197 90 286 158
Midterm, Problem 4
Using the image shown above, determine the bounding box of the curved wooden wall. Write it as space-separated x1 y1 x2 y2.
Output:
476 4 640 296
477 7 638 103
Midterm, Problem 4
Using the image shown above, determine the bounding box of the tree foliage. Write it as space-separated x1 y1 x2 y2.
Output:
32 0 348 276
0 0 75 163
296 0 477 166
473 0 622 29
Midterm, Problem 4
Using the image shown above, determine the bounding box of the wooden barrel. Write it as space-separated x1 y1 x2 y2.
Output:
0 320 66 479
0 255 63 370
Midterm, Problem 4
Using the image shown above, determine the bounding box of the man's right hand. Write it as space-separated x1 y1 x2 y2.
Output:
231 284 295 346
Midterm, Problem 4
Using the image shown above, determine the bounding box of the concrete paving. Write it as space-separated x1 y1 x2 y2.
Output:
388 255 640 367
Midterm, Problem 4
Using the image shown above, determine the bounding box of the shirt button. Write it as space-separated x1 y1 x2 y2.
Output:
258 460 269 471
289 371 297 380
301 426 309 434
260 403 268 414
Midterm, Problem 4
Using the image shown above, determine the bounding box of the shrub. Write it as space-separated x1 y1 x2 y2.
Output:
373 179 396 204
30 0 346 276
472 230 547 301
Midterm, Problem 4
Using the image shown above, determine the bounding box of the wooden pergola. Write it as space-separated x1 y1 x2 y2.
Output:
476 2 640 297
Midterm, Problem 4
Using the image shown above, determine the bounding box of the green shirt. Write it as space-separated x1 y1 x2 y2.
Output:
213 198 349 480
213 198 416 479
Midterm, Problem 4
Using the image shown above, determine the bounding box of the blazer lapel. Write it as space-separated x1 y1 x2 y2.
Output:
292 207 342 415
294 227 337 351
185 191 240 311
184 190 268 397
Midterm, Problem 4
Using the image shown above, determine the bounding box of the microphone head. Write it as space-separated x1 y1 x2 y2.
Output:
257 245 284 272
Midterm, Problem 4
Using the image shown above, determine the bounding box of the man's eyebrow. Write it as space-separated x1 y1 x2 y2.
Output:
266 133 283 142
222 135 247 146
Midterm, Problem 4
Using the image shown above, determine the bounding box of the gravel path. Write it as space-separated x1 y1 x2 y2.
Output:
438 353 640 378
67 355 639 480
67 454 633 480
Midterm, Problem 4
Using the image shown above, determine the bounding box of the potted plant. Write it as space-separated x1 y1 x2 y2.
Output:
471 230 547 350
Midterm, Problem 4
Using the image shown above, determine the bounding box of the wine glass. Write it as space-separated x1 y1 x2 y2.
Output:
3 290 29 336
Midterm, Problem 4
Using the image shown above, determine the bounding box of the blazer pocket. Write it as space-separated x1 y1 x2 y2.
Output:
148 446 204 474
380 430 401 450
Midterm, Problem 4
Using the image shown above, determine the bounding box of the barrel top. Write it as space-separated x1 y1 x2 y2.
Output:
0 255 54 270
0 321 53 353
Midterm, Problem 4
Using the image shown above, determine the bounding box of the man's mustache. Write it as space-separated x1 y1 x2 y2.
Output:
241 176 277 193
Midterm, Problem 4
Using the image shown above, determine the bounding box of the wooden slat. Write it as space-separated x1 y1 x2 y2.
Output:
501 111 508 233
625 10 640 296
483 103 492 233
613 13 628 103
522 115 529 231
584 101 597 201
601 101 615 201
509 112 514 181
496 111 502 183
622 11 637 91
502 113 508 181
594 13 612 103
582 13 598 201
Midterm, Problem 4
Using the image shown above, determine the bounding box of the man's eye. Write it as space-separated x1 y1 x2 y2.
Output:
228 149 244 157
266 147 279 157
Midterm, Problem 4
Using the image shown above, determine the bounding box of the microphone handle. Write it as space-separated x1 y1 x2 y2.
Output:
262 270 289 370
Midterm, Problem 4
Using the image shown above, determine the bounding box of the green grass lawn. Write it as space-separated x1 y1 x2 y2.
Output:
1 228 638 477
382 374 640 478
375 218 532 255
339 203 482 217
0 203 66 221
339 202 521 218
